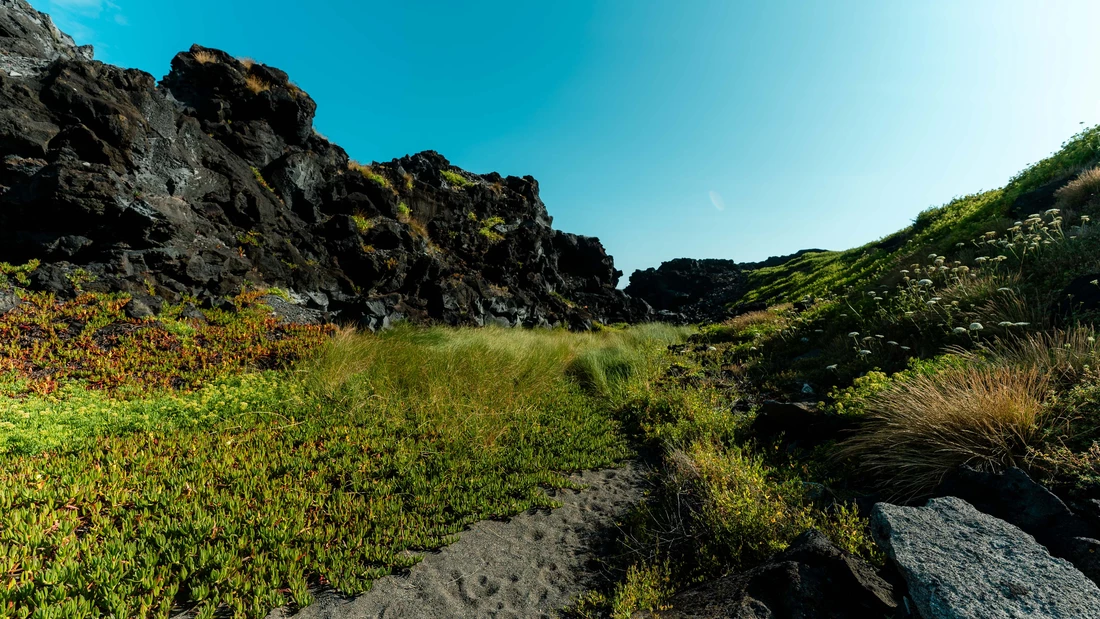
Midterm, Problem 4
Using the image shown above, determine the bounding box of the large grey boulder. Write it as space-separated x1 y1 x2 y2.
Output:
872 497 1100 619
935 466 1100 584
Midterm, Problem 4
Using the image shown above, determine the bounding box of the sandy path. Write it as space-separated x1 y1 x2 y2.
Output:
268 462 648 619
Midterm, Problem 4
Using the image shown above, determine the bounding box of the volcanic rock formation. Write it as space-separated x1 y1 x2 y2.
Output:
0 0 649 328
625 250 824 323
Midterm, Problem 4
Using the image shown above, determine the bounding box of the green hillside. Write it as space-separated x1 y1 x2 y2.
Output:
744 126 1100 304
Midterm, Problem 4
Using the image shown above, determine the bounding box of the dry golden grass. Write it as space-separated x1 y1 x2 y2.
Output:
1056 167 1100 211
237 56 256 69
244 74 271 94
838 365 1049 500
407 217 429 238
967 325 1099 382
723 305 791 331
192 50 218 64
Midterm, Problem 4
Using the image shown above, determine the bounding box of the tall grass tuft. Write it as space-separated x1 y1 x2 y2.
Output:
1055 167 1100 212
961 326 1099 382
838 365 1049 500
306 323 690 447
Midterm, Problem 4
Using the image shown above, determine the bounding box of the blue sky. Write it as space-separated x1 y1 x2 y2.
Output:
34 0 1100 281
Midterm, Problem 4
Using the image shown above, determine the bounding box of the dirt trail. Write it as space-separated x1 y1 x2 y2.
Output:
269 463 648 619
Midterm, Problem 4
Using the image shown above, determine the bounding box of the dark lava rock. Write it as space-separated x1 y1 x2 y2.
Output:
123 293 162 320
1009 175 1075 218
750 400 855 450
935 466 1100 584
626 250 827 324
654 529 897 619
0 0 649 330
626 258 746 323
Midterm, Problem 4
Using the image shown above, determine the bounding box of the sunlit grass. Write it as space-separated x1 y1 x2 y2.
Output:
0 317 689 617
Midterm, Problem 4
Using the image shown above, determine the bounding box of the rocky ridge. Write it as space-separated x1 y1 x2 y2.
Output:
0 0 648 328
625 249 826 323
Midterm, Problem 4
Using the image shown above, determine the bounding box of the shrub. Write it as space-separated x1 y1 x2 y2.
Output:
1055 167 1100 212
668 441 876 570
479 216 505 242
441 169 474 188
349 161 391 188
0 260 39 287
838 365 1049 499
351 213 372 234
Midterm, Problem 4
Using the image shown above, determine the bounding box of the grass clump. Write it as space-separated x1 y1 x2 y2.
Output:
244 74 271 94
350 213 373 234
1056 166 1100 211
250 167 275 194
478 216 505 243
838 365 1049 499
348 161 391 188
441 169 474 189
192 50 218 64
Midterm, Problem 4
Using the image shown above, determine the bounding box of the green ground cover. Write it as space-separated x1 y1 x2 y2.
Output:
0 290 688 618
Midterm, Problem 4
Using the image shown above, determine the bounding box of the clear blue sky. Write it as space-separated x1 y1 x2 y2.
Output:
34 0 1100 281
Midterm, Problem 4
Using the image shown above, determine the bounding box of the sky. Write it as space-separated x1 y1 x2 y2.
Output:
32 0 1100 282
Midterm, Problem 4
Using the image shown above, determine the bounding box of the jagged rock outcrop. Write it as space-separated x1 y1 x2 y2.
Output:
653 529 898 618
626 250 825 323
626 258 747 323
872 497 1100 619
0 0 649 328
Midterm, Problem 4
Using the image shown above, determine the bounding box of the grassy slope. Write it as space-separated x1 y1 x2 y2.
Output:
569 127 1100 617
743 126 1100 304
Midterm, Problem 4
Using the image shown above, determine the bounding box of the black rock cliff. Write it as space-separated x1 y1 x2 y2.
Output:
0 0 649 328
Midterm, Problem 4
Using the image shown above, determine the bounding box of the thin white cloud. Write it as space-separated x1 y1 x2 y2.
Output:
708 190 726 211
38 0 126 52
45 0 105 17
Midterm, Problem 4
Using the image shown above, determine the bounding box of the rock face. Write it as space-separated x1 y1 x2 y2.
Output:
655 529 897 619
625 250 826 323
0 0 93 77
0 0 649 329
626 258 747 323
872 497 1100 619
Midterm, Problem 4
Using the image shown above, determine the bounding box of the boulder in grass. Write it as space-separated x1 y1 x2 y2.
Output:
654 529 897 618
872 496 1100 619
0 288 18 315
